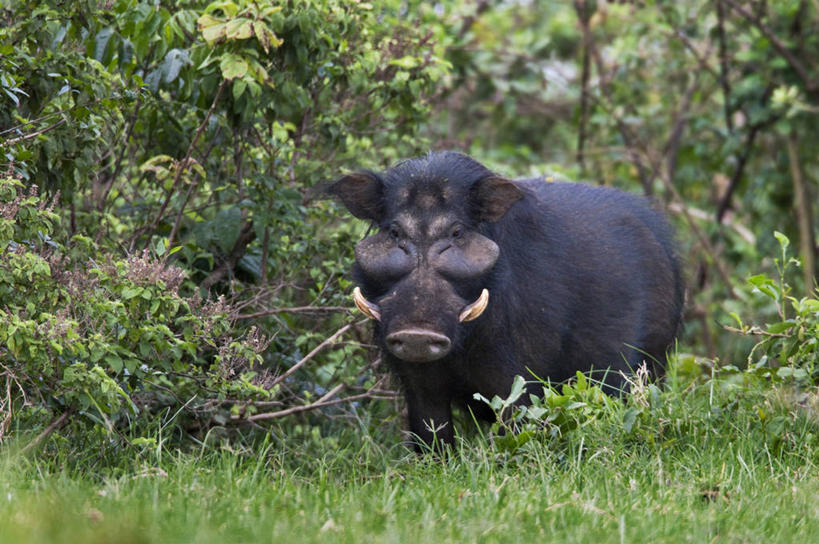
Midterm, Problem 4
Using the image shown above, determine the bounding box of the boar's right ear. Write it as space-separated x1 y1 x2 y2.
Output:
471 176 524 222
328 172 385 222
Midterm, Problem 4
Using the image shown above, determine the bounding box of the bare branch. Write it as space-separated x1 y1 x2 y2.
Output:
723 0 818 92
1 119 66 146
716 123 761 223
244 388 392 422
199 221 256 290
786 130 817 293
269 320 365 388
715 0 734 131
574 1 593 174
149 80 226 234
19 410 71 455
234 305 351 320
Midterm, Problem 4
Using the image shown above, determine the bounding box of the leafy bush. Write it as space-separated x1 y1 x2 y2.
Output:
726 232 819 384
1 0 440 450
0 176 271 445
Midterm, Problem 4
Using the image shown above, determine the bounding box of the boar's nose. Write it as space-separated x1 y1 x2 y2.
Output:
386 329 452 362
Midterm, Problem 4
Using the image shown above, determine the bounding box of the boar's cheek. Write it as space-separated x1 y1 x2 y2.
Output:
431 232 499 280
354 232 414 281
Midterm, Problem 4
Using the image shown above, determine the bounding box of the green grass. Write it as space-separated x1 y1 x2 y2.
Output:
2 378 818 543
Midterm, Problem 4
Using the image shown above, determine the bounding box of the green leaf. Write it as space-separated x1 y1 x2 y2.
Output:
623 407 639 433
233 78 247 100
224 18 252 40
106 354 123 373
773 231 790 250
93 28 115 63
160 49 191 84
220 54 248 80
767 320 797 334
122 287 142 299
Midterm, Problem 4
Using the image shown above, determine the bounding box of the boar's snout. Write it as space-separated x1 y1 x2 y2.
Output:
385 328 452 362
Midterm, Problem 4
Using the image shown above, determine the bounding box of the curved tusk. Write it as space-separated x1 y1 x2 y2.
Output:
459 288 489 322
353 287 381 321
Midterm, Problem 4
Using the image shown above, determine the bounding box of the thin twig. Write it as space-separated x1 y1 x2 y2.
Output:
722 0 817 92
235 306 351 320
244 389 390 422
269 321 363 388
574 0 592 174
1 119 66 146
715 0 734 131
98 98 143 211
0 376 12 440
716 123 761 223
19 409 71 455
722 325 790 338
149 80 226 234
786 130 816 293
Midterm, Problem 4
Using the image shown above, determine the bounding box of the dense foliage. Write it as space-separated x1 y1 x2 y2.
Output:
0 0 817 453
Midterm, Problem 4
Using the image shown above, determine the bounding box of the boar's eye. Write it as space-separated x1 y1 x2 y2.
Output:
388 224 401 241
450 224 463 240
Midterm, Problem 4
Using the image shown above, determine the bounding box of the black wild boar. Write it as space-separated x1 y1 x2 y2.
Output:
330 151 683 448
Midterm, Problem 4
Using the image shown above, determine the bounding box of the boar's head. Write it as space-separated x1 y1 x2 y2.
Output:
330 152 522 363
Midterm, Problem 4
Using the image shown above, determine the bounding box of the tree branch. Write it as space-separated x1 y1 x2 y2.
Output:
149 80 226 234
716 123 761 223
715 0 734 131
786 129 817 293
723 0 818 92
235 306 351 320
199 220 256 290
1 118 66 146
19 409 71 455
575 1 593 174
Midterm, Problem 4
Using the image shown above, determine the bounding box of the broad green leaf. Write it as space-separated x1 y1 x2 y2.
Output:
220 54 248 80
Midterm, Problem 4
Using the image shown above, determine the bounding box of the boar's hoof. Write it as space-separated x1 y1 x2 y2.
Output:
386 329 452 362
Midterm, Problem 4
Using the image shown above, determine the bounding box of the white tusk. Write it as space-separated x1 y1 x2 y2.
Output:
353 287 381 321
459 289 489 322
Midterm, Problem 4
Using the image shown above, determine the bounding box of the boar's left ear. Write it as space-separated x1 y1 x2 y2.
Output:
328 171 385 222
471 176 524 222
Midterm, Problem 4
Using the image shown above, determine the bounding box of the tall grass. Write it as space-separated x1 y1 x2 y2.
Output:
2 371 818 543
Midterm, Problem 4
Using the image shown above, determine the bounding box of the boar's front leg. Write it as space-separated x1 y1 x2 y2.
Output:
399 376 454 452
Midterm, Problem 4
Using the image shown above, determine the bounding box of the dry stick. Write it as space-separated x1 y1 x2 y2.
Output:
722 0 818 92
1 118 66 146
586 35 653 195
667 201 755 245
635 69 738 296
235 306 351 320
591 27 739 298
149 80 227 235
269 321 360 388
663 63 705 192
786 130 817 293
19 410 71 455
260 225 270 284
0 376 12 440
199 221 256 290
672 29 721 81
715 0 734 132
164 170 201 254
246 389 391 422
716 123 761 223
98 97 143 211
575 1 592 174
658 164 739 299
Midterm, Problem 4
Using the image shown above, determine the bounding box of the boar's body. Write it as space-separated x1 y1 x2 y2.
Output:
331 152 683 448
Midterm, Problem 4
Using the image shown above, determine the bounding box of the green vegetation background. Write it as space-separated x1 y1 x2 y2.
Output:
1 1 818 541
